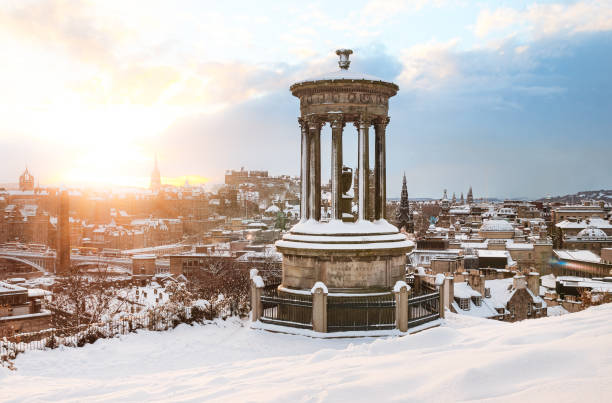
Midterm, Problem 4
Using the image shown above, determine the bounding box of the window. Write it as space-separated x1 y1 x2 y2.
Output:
456 297 470 310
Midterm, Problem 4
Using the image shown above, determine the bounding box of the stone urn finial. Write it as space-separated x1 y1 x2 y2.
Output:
336 49 353 70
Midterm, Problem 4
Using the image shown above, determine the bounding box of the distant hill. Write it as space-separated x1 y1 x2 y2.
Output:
537 189 612 203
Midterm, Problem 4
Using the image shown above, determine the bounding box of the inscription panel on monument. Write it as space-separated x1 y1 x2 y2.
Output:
327 259 387 288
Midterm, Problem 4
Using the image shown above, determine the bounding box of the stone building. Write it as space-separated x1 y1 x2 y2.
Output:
131 254 157 276
551 205 605 225
452 273 546 322
0 281 52 334
552 249 612 277
561 226 612 254
479 219 515 239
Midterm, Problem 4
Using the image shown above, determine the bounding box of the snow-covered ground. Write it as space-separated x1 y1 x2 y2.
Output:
2 305 612 402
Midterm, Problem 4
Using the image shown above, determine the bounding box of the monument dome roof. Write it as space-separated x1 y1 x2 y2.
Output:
293 49 393 86
297 68 384 84
480 219 513 232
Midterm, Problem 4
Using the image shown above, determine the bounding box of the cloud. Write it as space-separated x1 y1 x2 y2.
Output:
474 1 612 40
474 7 521 38
0 0 128 66
397 38 460 90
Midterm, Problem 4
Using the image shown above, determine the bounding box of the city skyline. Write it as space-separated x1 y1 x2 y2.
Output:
1 0 611 198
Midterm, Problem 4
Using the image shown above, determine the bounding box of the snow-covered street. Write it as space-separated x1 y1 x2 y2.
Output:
2 305 612 402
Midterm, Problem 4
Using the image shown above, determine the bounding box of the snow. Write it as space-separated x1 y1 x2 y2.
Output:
265 205 280 213
554 249 602 263
505 241 534 250
547 305 569 317
3 305 612 401
477 250 510 258
252 275 265 288
454 282 482 299
480 219 513 232
290 219 399 235
556 217 612 229
282 232 406 243
276 239 413 251
26 288 51 298
434 273 445 286
311 281 328 294
393 280 408 293
485 278 519 309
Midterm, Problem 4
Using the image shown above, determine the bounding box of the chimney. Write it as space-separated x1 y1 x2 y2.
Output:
468 269 485 297
513 274 526 290
526 272 540 296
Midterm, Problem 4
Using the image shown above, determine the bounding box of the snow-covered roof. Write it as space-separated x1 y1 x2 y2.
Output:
265 205 280 213
557 276 612 293
454 282 482 298
553 250 601 263
480 219 513 232
556 217 612 229
477 250 510 259
28 288 52 298
295 69 385 84
449 206 470 214
505 241 534 250
0 281 27 294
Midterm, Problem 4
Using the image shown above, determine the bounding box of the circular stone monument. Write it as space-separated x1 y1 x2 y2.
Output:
275 49 414 294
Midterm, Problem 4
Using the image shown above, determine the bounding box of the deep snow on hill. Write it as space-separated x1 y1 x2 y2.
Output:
2 305 612 402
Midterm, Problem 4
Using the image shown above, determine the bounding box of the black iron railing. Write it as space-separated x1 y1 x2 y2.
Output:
260 287 313 329
408 291 440 328
327 293 396 332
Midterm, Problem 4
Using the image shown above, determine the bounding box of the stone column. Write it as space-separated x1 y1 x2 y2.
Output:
374 118 389 221
311 282 328 332
331 116 344 220
357 116 370 221
308 119 322 221
394 281 409 332
299 118 310 222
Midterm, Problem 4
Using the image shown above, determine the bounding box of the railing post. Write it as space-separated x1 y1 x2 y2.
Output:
250 269 264 322
311 282 328 333
437 275 446 319
438 280 447 319
394 281 409 332
414 270 424 295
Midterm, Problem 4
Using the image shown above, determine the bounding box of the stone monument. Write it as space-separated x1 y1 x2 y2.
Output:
275 49 413 294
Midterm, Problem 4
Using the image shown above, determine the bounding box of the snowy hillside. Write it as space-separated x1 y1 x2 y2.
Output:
537 189 612 203
2 305 612 402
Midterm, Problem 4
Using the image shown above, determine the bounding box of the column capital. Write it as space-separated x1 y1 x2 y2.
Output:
354 114 373 129
330 114 345 129
298 117 309 132
305 116 324 131
374 116 390 128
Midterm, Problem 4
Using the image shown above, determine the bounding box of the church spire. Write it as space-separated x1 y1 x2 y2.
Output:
395 172 413 232
150 153 162 191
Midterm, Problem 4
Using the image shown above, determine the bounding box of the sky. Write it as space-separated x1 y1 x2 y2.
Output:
0 0 611 199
